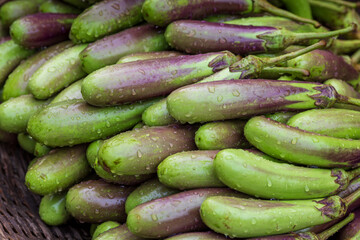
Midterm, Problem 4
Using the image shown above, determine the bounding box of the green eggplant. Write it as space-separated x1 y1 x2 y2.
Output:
195 120 250 150
142 98 176 127
125 178 179 214
87 140 154 185
214 149 360 199
0 39 35 86
39 191 71 225
287 109 360 139
17 133 36 154
244 116 360 168
28 44 87 100
34 142 51 157
2 41 74 101
27 98 157 147
158 150 225 189
117 51 182 64
94 225 145 240
98 124 197 175
265 112 297 124
200 189 360 238
39 0 81 14
92 221 120 239
25 145 91 195
69 0 144 43
0 0 42 27
0 94 49 133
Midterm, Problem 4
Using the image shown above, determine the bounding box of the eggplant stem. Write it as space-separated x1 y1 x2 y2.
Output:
344 188 360 206
266 40 326 65
293 24 356 42
255 0 321 27
352 49 360 64
308 0 347 13
338 94 360 107
262 67 310 76
323 0 357 8
317 213 354 240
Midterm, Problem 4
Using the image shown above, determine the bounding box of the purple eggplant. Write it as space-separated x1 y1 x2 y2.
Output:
338 208 360 239
165 20 354 55
10 13 77 48
142 0 320 27
81 51 239 106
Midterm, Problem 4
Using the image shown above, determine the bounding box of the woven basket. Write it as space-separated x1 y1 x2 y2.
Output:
0 143 91 240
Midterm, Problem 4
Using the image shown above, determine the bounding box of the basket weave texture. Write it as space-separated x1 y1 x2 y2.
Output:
0 143 90 240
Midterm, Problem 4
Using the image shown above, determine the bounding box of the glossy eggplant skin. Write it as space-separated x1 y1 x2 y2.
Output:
10 13 77 48
66 180 134 223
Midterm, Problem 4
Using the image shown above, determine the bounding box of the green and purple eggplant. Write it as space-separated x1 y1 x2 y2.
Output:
94 225 145 240
164 20 353 55
87 140 154 185
117 51 182 64
200 189 360 238
338 208 360 239
69 0 144 43
126 188 246 238
215 148 360 199
157 150 225 189
195 120 250 150
66 180 134 223
324 79 360 98
245 116 360 168
166 79 360 123
10 13 77 48
142 0 320 27
25 145 91 195
27 98 157 147
2 41 74 101
286 49 359 82
39 191 71 226
28 44 87 100
287 109 360 139
125 178 179 214
80 24 169 73
82 51 239 106
0 39 35 86
39 0 81 14
0 94 49 133
0 0 43 27
98 124 197 175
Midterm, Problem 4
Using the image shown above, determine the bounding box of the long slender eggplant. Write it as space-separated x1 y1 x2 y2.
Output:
164 20 353 55
142 0 320 27
244 116 360 168
27 99 157 147
80 24 169 73
164 232 230 239
166 79 360 123
0 39 35 86
10 13 77 48
81 51 238 106
69 0 144 43
215 148 360 199
62 0 101 9
2 41 74 101
200 189 360 238
126 188 246 238
287 109 360 139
